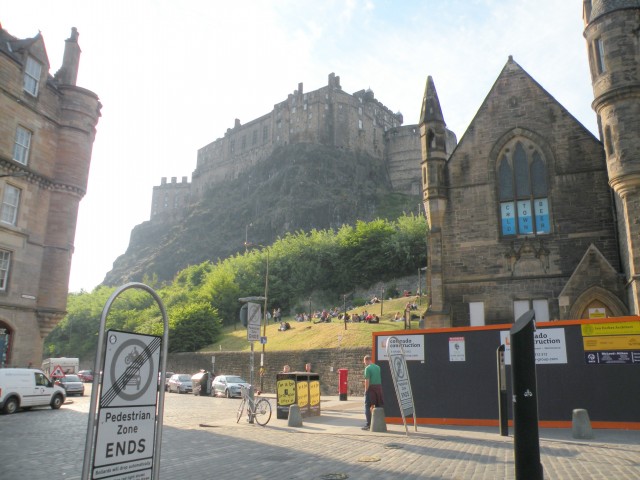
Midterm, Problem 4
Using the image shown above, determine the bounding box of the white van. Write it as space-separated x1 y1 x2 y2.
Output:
0 368 66 414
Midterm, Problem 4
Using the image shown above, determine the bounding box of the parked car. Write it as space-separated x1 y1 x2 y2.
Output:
77 370 94 383
167 374 192 394
0 368 66 414
159 371 175 391
55 374 85 396
211 375 250 398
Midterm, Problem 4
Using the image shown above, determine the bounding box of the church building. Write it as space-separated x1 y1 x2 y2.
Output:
420 0 640 327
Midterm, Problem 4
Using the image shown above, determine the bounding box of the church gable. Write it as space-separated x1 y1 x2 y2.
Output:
559 244 627 318
433 57 621 325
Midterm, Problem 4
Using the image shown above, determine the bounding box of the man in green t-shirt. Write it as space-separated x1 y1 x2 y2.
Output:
363 354 384 430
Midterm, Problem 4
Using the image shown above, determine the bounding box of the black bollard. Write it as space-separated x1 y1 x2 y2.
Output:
496 344 508 436
510 310 543 479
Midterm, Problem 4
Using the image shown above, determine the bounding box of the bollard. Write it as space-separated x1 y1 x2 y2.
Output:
370 407 387 432
338 368 348 401
510 310 543 480
572 409 594 439
287 404 303 427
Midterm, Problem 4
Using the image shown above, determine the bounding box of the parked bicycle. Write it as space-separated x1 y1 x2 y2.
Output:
236 385 272 426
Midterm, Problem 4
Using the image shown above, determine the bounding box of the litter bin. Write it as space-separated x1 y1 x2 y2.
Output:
191 371 211 396
338 368 348 401
276 371 321 419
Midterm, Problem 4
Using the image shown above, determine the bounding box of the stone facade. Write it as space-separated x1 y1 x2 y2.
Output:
0 26 101 367
420 1 640 327
149 73 439 220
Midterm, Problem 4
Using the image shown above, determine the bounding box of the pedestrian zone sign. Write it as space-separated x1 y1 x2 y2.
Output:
51 365 66 378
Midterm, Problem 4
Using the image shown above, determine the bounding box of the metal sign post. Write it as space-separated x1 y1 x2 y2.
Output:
385 336 417 435
81 283 169 480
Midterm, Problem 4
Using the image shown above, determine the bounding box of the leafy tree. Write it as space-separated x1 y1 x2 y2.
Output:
166 302 222 352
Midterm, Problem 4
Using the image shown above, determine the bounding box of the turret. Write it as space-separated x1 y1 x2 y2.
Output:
583 0 640 314
419 76 449 315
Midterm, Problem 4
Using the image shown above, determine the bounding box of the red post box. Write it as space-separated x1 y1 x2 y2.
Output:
338 368 348 401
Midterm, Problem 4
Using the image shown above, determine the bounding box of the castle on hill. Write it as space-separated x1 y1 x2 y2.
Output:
150 72 456 222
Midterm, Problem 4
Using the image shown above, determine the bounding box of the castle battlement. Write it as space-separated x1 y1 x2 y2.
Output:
151 73 429 220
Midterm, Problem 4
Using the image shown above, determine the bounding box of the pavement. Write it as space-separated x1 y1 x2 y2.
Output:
0 389 639 479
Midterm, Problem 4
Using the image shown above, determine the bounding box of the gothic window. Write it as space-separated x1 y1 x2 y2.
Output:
498 140 550 236
23 56 42 96
263 126 269 141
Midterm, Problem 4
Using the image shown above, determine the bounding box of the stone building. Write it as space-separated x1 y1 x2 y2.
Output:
0 25 101 366
420 1 640 327
150 73 444 220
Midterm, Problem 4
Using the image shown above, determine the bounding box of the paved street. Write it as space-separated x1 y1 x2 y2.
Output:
1 385 639 479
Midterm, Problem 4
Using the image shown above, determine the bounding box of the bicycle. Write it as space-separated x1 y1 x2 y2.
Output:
236 385 272 426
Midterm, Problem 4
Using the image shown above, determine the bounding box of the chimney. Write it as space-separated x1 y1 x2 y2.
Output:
55 27 81 85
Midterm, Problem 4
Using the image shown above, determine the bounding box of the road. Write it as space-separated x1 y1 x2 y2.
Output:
1 384 639 479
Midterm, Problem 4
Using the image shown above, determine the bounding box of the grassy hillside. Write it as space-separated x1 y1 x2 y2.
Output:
201 297 423 352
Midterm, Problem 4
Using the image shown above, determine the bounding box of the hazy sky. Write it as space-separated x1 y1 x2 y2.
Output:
2 1 597 292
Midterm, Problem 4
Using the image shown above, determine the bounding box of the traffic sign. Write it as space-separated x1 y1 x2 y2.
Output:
260 336 267 345
50 365 65 378
247 303 261 342
92 330 161 478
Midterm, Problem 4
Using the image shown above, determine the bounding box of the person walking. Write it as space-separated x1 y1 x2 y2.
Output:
362 354 383 430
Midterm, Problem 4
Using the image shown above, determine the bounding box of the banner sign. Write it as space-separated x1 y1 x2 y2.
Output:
377 335 424 361
500 328 567 364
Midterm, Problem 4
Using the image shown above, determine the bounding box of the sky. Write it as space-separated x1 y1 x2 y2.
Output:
2 1 597 292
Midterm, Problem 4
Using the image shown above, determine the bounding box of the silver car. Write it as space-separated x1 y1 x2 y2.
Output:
211 375 250 398
56 374 85 396
167 374 192 394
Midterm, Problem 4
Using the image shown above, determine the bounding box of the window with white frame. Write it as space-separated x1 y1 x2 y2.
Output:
0 249 10 291
13 126 32 165
469 302 485 326
498 140 550 236
24 56 42 96
514 299 549 322
1 185 21 225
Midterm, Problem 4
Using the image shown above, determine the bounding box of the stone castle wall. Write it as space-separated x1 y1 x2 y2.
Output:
168 347 370 396
150 73 422 220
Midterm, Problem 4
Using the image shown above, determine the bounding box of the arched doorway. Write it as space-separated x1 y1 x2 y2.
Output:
0 321 13 367
570 286 628 319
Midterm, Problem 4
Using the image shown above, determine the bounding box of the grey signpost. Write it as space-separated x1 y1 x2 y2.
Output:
81 283 169 480
386 336 417 435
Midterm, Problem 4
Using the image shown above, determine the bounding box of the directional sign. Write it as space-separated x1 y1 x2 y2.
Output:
92 330 161 480
50 365 66 378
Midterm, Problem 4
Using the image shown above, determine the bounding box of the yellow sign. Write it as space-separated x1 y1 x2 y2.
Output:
583 335 640 351
588 308 606 319
581 321 640 337
277 379 295 406
297 381 309 408
309 380 320 407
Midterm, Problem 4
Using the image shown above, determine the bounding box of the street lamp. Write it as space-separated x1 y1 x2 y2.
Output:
244 241 269 393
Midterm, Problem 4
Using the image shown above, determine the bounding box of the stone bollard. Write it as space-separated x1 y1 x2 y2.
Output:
370 407 387 432
572 409 594 439
288 404 303 427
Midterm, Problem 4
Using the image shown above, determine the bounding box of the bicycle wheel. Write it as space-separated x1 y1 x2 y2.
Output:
253 398 272 426
236 397 246 423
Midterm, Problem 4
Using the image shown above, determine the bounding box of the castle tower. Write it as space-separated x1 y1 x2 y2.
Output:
419 76 449 324
583 0 640 314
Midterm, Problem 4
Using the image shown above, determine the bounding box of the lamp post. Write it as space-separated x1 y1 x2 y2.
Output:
244 241 269 393
418 266 427 306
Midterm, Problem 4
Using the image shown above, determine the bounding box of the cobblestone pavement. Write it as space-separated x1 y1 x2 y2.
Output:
0 385 639 479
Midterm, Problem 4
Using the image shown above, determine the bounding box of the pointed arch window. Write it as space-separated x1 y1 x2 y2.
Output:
498 140 550 236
